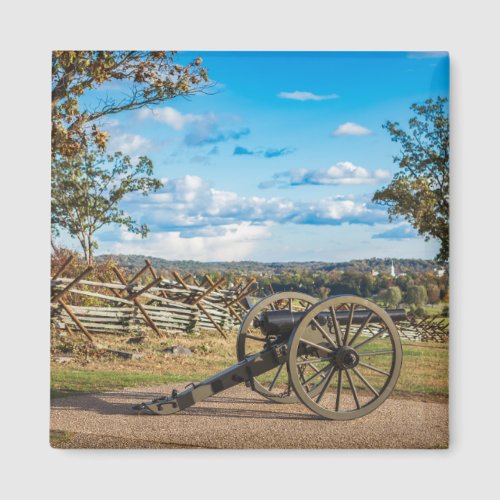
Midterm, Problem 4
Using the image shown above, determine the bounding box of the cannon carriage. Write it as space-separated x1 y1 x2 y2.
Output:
134 292 404 420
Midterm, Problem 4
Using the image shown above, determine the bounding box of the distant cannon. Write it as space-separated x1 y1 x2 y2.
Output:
134 292 404 420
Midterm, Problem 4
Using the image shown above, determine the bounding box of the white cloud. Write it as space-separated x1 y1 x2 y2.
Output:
138 106 249 147
372 224 419 240
332 122 373 136
260 162 390 188
109 133 152 155
124 174 387 231
101 222 272 261
277 91 339 101
137 106 213 131
97 174 390 260
289 197 384 225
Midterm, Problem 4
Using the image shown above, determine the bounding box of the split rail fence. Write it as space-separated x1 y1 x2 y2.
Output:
50 256 256 343
51 257 448 344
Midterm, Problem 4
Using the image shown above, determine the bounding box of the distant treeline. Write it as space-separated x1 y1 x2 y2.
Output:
97 254 443 276
96 254 448 309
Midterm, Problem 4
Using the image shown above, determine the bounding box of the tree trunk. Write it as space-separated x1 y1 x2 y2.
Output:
86 233 94 266
79 235 93 266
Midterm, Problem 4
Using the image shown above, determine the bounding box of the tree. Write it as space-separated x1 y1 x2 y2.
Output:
405 285 428 306
387 286 403 308
360 274 374 297
427 284 441 304
51 149 162 264
52 51 210 158
378 286 402 308
373 97 449 262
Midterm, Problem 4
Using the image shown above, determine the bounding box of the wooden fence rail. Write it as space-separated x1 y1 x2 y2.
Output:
50 259 255 342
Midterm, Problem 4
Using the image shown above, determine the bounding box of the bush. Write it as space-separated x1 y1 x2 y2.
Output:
414 306 427 318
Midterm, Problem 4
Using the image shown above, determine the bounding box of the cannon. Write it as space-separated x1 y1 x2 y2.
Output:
134 292 405 420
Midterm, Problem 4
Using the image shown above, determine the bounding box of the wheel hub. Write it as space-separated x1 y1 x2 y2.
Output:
335 346 359 369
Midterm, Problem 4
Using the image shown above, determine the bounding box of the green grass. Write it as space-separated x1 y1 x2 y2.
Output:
399 342 448 395
420 303 447 316
50 369 205 399
51 326 448 400
51 341 448 399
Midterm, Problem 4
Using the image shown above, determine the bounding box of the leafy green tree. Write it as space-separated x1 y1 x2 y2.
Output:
373 97 449 262
378 286 402 308
405 285 428 306
387 286 402 308
52 149 162 264
52 51 210 159
395 274 414 293
360 274 374 297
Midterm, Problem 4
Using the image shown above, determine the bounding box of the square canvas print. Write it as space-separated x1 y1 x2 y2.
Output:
50 51 449 449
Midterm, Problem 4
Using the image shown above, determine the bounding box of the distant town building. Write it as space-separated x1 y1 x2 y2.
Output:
434 267 446 278
372 261 406 278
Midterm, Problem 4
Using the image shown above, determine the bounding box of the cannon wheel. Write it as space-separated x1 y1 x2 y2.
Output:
236 291 318 403
287 295 402 420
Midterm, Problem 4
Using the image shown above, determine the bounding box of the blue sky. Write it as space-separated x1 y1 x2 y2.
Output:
66 51 449 262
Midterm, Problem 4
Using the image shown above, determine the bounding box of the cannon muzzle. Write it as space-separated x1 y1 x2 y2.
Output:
256 308 407 337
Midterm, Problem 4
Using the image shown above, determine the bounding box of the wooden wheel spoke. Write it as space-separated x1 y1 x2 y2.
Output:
345 369 361 409
302 363 332 386
358 361 390 376
315 367 337 404
311 318 338 349
329 306 343 347
343 303 356 345
353 368 380 397
296 358 320 366
352 328 387 350
268 363 284 391
307 362 323 375
335 370 343 411
348 312 374 347
299 338 334 355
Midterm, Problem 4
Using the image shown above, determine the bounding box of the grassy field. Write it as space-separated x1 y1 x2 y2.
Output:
51 329 448 401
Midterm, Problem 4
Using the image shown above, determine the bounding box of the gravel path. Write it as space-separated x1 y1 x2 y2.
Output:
50 384 448 449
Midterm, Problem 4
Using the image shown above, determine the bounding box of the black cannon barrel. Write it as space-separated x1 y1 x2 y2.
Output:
258 308 407 337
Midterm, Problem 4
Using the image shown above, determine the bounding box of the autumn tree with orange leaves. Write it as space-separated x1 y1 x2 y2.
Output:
51 51 210 259
51 51 210 158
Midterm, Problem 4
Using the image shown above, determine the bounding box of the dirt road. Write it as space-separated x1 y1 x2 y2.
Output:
50 384 448 449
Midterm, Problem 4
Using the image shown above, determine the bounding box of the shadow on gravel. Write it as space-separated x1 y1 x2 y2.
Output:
50 390 321 421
